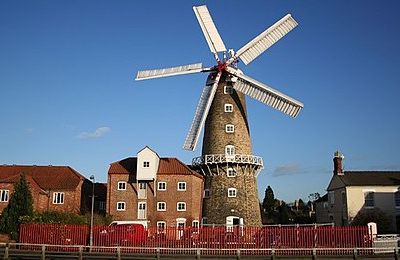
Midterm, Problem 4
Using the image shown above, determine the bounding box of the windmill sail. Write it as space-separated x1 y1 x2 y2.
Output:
193 5 226 55
231 14 298 65
136 63 205 81
227 67 303 117
183 72 222 151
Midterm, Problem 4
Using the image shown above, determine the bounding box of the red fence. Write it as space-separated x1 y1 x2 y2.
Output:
19 224 372 250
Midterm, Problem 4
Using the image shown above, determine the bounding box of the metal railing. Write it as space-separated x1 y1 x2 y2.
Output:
192 154 264 167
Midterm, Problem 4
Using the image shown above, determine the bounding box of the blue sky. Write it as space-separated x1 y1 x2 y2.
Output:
1 1 399 202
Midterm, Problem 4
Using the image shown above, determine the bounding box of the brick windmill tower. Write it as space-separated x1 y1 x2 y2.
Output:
136 5 303 226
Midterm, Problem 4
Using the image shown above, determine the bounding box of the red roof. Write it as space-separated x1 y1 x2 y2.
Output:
108 157 202 178
0 165 85 190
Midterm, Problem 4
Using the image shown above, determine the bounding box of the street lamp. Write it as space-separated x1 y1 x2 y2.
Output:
89 175 95 249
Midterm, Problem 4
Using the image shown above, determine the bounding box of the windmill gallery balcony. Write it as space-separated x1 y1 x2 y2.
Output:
192 154 264 168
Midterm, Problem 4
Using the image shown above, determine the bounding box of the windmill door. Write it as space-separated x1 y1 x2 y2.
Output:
138 202 146 219
176 218 186 239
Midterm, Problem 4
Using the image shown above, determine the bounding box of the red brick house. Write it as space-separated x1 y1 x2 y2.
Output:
107 147 204 229
0 165 98 214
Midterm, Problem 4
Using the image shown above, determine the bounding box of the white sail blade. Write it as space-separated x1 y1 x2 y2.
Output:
136 63 205 81
183 72 222 151
232 14 298 65
226 67 303 117
193 5 226 55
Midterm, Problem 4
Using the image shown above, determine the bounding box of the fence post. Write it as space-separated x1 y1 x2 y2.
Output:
271 248 275 260
236 249 241 260
353 248 358 260
156 248 160 260
78 246 83 260
196 249 201 259
116 247 121 260
3 243 9 260
312 248 317 260
41 245 46 260
395 247 399 260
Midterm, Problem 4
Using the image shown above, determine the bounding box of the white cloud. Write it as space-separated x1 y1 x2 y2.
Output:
78 127 111 139
273 163 303 177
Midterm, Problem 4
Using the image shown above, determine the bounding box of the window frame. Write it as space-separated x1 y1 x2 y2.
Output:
225 145 235 156
0 189 9 202
228 188 237 198
143 161 150 168
117 201 126 211
224 104 233 113
224 85 233 94
158 181 167 191
227 167 237 177
225 124 235 133
157 221 166 233
52 192 65 204
177 202 187 211
157 202 167 211
117 181 127 191
177 182 187 191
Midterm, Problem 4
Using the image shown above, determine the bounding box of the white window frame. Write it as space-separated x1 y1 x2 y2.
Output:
177 182 187 191
224 85 233 94
228 188 237 198
192 220 199 232
157 221 166 233
143 161 150 168
116 201 126 211
225 145 235 156
177 202 186 211
52 192 64 204
157 202 167 211
224 104 233 113
158 182 167 191
0 190 9 202
225 124 235 133
364 191 375 208
227 167 237 177
117 181 127 190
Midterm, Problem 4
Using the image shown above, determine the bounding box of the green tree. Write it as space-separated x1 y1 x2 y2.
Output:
277 201 290 224
262 186 275 214
0 174 33 240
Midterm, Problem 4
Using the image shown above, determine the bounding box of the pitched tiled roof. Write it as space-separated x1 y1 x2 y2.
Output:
338 171 400 186
0 165 85 190
108 157 202 179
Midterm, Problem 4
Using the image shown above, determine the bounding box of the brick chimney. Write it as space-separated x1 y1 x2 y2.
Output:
333 150 344 175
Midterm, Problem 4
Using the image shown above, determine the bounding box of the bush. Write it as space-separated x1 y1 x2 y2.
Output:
21 211 87 225
351 208 392 233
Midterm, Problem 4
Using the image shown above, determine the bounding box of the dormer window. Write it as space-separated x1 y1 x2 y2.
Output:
143 161 150 168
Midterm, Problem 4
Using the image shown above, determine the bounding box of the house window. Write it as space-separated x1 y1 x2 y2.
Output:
227 168 236 177
228 188 237 198
157 221 166 233
364 192 375 208
177 182 186 191
158 182 166 191
341 191 346 208
192 220 199 232
157 202 166 211
117 201 126 211
143 161 150 168
52 192 64 204
225 124 235 133
225 145 235 156
117 181 127 190
395 191 400 207
177 202 186 211
224 104 233 112
202 217 208 225
0 190 9 202
204 189 210 198
224 85 233 94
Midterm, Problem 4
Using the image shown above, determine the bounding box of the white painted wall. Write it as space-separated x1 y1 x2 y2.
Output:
137 146 159 181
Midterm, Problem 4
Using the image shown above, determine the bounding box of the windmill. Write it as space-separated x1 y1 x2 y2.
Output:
136 5 303 226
